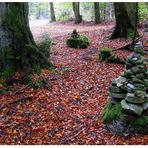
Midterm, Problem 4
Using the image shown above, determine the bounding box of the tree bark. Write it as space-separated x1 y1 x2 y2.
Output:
0 3 52 82
94 2 101 24
110 2 137 39
72 2 82 24
49 2 56 22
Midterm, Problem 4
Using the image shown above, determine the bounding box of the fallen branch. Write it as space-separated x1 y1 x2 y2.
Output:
0 96 32 110
113 36 142 51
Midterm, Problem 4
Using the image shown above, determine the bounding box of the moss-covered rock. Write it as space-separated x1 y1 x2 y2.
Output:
66 29 89 49
99 48 124 64
102 102 148 125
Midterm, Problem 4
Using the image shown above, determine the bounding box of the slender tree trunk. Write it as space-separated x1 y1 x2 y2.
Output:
72 2 82 24
49 2 56 22
94 2 101 24
0 3 52 82
110 2 137 39
105 3 113 21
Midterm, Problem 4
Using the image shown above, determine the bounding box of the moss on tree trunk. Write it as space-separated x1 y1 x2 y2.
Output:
0 3 52 84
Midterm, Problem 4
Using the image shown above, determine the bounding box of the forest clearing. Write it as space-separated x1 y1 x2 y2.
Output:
0 2 148 145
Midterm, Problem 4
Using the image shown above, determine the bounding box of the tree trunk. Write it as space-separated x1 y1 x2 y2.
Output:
94 2 101 24
49 2 56 22
105 3 113 22
110 2 137 39
72 2 82 24
0 3 52 82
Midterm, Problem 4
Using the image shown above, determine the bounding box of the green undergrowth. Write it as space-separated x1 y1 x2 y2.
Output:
99 48 124 64
20 75 50 89
102 102 125 123
131 115 148 126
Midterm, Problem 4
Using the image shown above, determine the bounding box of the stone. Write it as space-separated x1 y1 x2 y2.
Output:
142 102 148 111
127 83 135 92
117 83 123 88
124 70 133 78
113 76 127 85
125 93 145 104
106 119 148 135
110 92 126 99
132 78 144 84
131 66 141 74
134 90 146 98
107 96 117 104
134 83 145 88
135 74 145 80
106 120 125 135
121 100 143 116
109 86 123 93
145 94 148 102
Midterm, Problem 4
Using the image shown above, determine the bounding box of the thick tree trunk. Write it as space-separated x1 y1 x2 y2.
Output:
110 2 137 39
49 2 56 22
0 3 52 82
72 2 82 24
94 2 101 24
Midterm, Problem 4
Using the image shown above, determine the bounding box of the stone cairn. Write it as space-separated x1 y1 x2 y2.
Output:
106 49 148 134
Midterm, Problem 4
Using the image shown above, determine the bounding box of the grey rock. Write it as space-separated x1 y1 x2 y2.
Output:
121 100 143 116
134 90 146 98
127 83 134 92
109 86 123 93
142 102 148 111
107 96 117 104
132 78 144 84
112 76 127 86
110 92 126 99
106 120 125 135
131 67 141 74
127 83 134 89
125 93 145 104
106 119 148 135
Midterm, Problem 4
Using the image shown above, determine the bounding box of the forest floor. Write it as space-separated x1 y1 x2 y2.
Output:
0 20 148 144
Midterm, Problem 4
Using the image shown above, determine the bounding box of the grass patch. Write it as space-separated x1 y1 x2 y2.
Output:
102 102 125 123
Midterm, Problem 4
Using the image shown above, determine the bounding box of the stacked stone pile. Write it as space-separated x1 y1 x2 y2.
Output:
108 53 148 116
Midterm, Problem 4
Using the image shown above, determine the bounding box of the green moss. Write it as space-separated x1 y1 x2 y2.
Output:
107 55 125 64
127 28 134 39
131 115 148 126
99 48 112 61
99 48 124 64
20 75 33 84
66 34 89 49
32 77 50 89
102 103 125 123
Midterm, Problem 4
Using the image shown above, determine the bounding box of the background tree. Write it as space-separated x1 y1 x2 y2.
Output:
105 3 114 22
72 2 82 24
0 3 52 83
94 2 101 24
49 2 56 22
110 2 137 39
